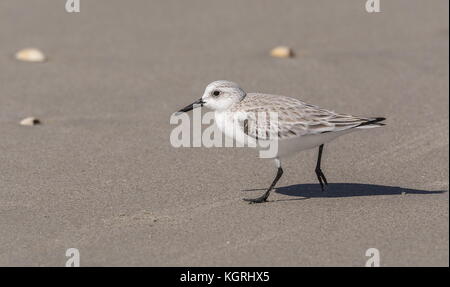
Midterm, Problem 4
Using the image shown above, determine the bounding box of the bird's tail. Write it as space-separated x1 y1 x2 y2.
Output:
356 117 386 129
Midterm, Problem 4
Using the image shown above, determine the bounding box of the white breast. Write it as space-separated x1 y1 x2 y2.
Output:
214 111 257 147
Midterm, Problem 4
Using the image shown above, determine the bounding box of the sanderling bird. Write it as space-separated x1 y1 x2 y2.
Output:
177 80 385 203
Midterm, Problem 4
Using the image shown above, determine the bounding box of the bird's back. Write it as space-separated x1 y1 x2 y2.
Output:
231 93 384 141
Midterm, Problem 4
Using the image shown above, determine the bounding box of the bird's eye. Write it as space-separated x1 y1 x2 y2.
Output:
212 90 221 97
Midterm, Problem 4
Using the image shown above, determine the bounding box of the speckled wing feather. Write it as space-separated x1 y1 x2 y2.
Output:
231 93 374 140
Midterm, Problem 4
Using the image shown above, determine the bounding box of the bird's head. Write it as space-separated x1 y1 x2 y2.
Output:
177 80 246 114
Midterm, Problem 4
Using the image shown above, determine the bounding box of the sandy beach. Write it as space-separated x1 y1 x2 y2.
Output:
0 0 448 266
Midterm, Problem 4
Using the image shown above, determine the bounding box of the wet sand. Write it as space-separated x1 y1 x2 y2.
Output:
0 0 448 266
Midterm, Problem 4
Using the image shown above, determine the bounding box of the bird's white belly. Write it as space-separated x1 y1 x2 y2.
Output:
275 130 352 158
214 111 353 159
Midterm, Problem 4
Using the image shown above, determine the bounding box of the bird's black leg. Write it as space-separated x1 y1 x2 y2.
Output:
244 160 283 204
315 144 328 191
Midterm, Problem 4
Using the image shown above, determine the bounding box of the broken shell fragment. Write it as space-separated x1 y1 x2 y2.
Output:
270 46 294 58
15 48 46 62
20 117 41 126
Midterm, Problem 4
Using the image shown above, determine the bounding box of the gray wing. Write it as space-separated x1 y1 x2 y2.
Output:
233 93 372 140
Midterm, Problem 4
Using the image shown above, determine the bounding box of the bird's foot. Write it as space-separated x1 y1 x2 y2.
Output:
243 196 269 204
320 183 329 192
315 168 328 191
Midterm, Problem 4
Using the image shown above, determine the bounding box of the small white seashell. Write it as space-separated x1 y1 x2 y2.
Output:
270 46 294 58
15 48 46 62
20 117 41 126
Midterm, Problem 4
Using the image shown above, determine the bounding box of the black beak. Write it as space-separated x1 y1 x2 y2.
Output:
176 98 205 115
